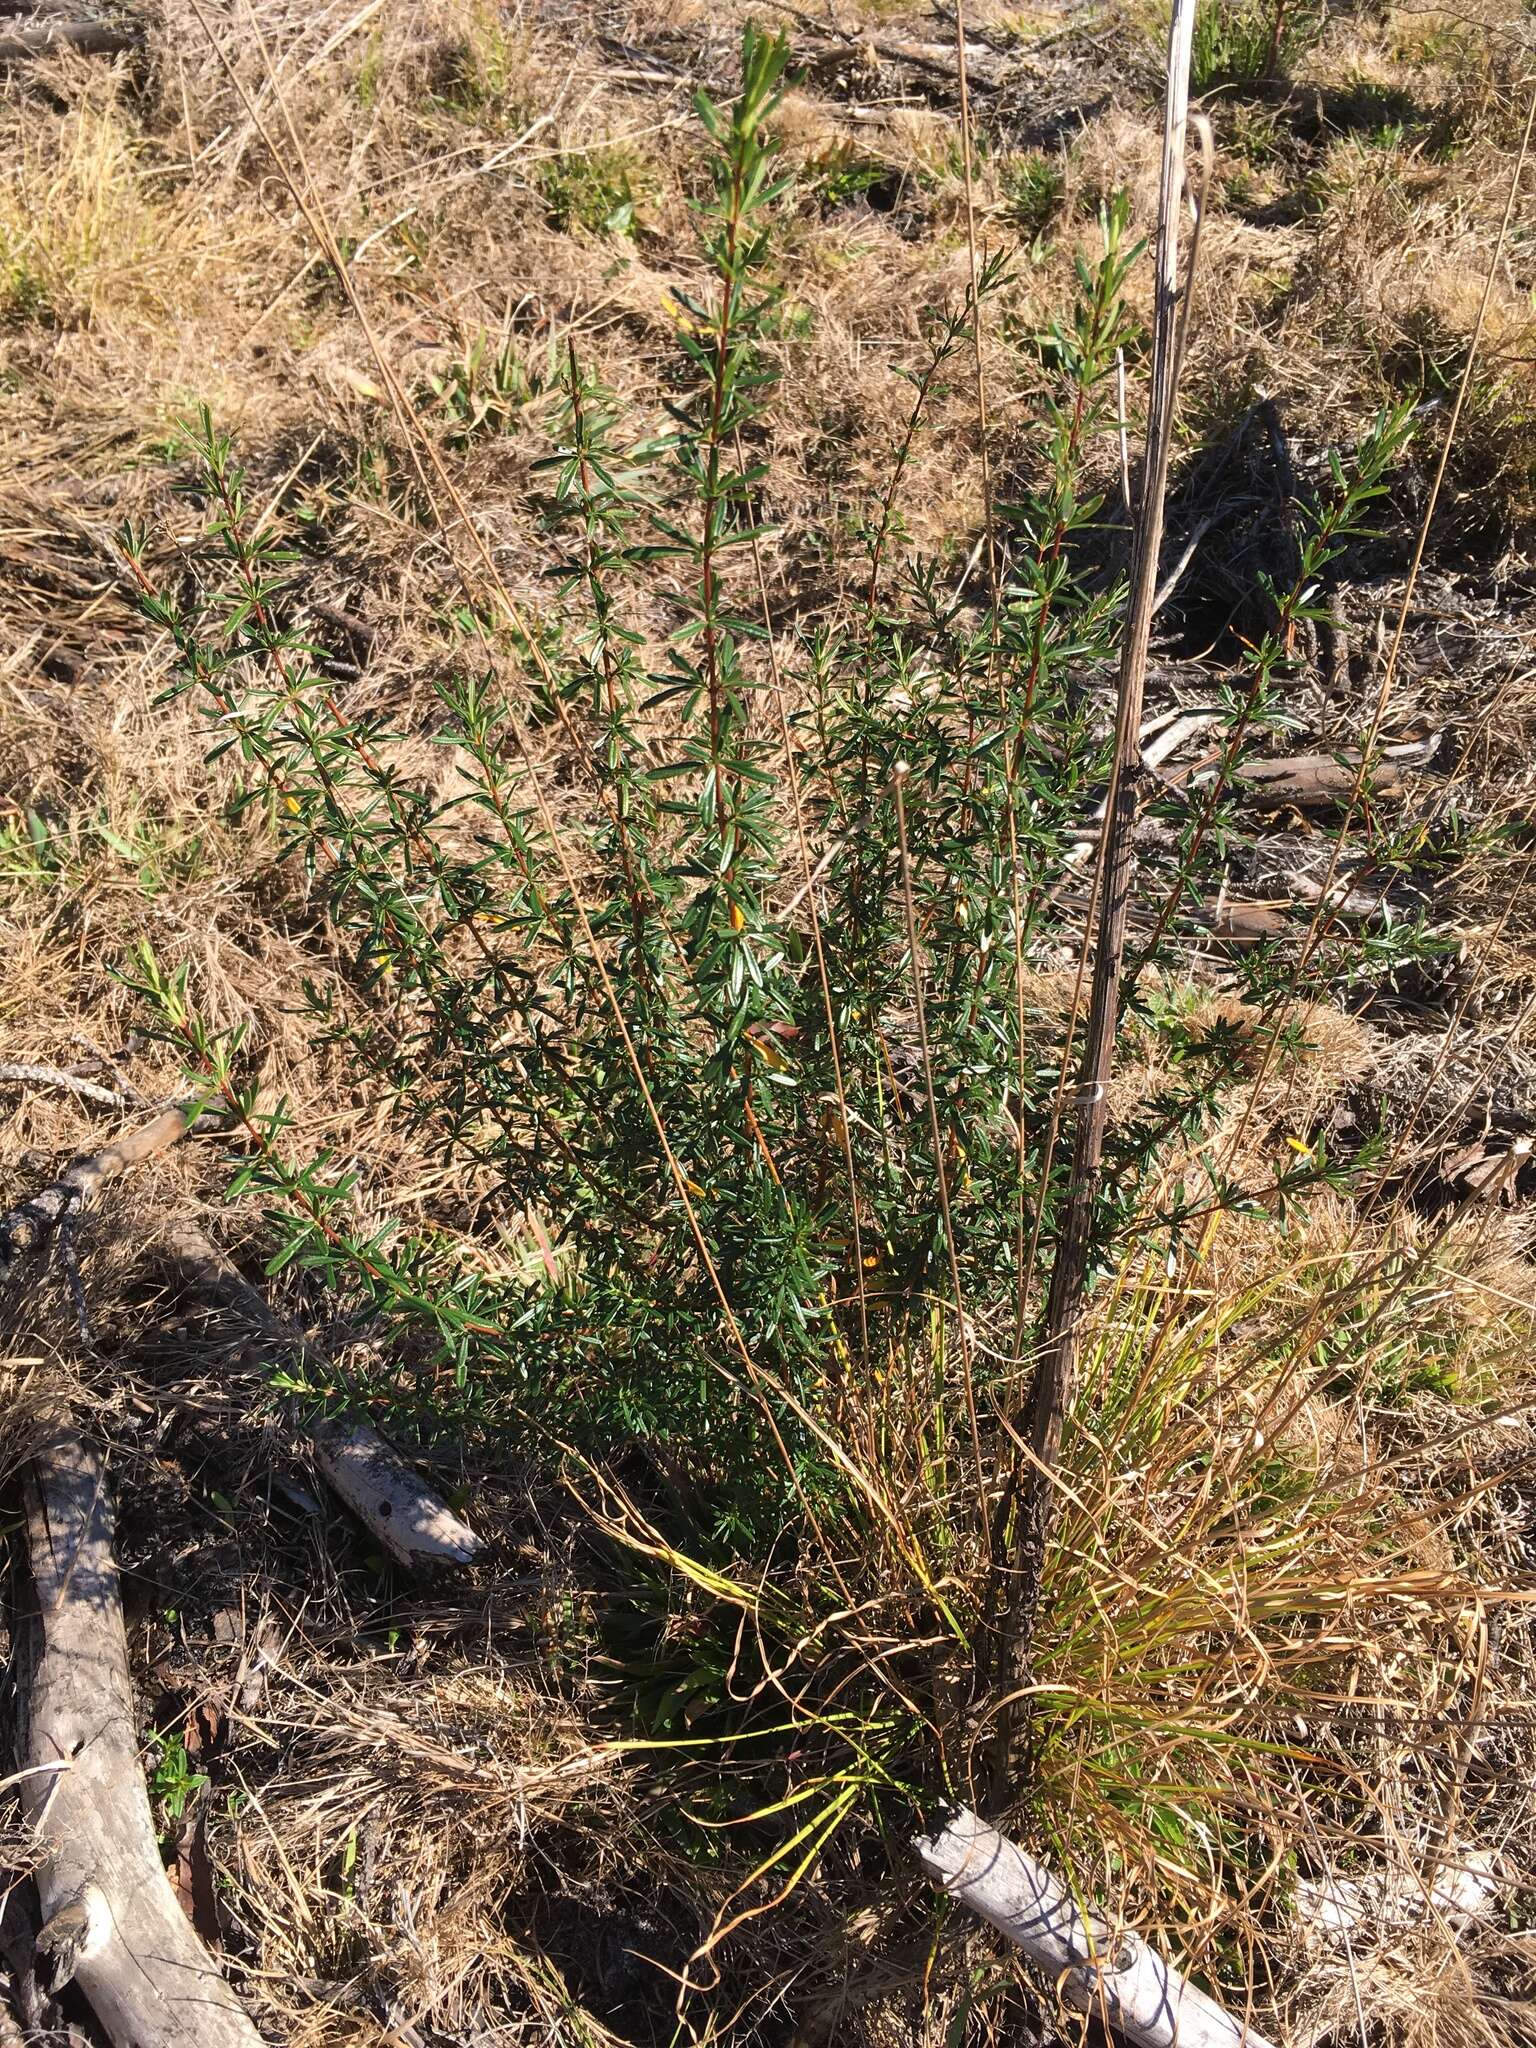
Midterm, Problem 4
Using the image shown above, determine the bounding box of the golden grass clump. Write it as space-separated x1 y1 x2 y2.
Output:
0 89 209 329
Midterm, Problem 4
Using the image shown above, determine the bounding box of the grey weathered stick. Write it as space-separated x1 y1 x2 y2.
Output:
164 1220 481 1568
0 1062 126 1110
917 1809 1276 2048
1006 0 1200 1687
17 1431 265 2047
0 1099 211 1278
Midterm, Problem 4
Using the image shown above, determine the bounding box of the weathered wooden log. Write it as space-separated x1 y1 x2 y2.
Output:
17 1430 265 2046
916 1808 1275 2048
0 1878 48 2041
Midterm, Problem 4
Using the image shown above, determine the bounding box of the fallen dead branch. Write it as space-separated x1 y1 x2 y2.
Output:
0 1098 213 1278
769 0 1007 90
16 1428 264 2046
163 1220 482 1568
916 1809 1276 2048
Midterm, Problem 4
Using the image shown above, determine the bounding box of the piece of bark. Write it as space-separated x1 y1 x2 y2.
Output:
162 1220 482 1568
0 17 139 58
1229 737 1439 812
304 597 377 657
1142 709 1220 772
1441 1134 1533 1204
17 1430 265 2047
1199 899 1289 943
916 1808 1275 2048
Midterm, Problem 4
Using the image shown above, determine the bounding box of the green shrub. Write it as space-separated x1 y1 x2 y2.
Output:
121 31 1446 2023
126 25 1424 1522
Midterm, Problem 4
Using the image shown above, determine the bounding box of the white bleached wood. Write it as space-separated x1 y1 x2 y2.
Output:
916 1809 1276 2048
311 1418 481 1566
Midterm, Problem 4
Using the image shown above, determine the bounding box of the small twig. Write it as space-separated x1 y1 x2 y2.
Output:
1150 509 1220 619
0 1063 126 1111
69 1033 150 1105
